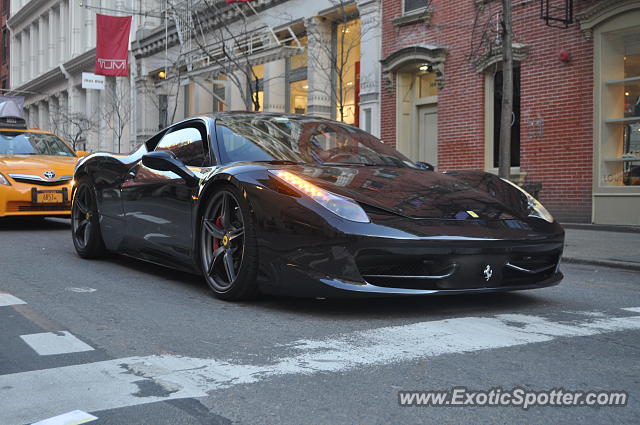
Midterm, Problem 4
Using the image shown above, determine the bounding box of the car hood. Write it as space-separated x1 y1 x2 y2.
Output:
0 155 78 176
286 164 528 220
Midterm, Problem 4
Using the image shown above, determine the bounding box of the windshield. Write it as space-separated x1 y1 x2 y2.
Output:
215 116 415 167
0 132 75 156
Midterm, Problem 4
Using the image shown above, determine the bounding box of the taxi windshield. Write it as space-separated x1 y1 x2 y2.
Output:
0 131 75 156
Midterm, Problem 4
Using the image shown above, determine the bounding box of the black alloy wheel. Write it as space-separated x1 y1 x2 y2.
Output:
200 186 258 300
71 179 106 258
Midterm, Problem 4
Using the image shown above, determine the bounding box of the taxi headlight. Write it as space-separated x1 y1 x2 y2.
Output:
0 173 11 186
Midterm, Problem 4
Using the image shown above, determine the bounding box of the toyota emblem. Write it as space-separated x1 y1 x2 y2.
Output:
43 171 56 179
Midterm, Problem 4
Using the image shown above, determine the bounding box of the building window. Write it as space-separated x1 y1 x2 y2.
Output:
287 36 308 115
289 80 308 114
492 67 521 168
404 0 428 13
212 74 227 112
290 36 308 70
336 18 361 125
249 64 264 112
158 95 168 129
418 68 439 98
363 108 372 133
601 31 640 186
2 27 7 64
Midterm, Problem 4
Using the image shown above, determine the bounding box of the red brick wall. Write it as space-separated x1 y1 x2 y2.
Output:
381 0 598 222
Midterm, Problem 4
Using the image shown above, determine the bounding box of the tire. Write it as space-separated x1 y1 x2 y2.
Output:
199 185 259 300
71 178 107 259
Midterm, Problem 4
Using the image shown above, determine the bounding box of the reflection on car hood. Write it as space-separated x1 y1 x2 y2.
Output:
288 164 527 220
0 155 77 174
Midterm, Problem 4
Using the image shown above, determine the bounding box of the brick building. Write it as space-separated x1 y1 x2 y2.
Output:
379 0 640 225
0 0 9 90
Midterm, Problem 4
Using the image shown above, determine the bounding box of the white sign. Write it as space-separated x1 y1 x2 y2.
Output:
81 72 105 90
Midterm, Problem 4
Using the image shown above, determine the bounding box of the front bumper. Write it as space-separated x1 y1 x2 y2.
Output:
265 265 563 297
0 181 72 217
260 239 564 297
256 215 565 297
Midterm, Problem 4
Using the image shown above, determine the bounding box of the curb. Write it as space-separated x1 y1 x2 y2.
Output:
562 223 640 234
562 257 640 272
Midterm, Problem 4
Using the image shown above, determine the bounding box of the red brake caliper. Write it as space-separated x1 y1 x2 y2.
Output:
212 216 224 251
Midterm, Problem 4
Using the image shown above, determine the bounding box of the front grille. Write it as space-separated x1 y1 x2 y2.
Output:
10 177 71 186
356 251 455 289
503 252 560 286
356 247 561 290
6 202 71 212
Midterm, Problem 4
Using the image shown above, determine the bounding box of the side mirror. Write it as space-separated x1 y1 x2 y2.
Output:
142 151 198 186
415 161 435 171
75 150 89 157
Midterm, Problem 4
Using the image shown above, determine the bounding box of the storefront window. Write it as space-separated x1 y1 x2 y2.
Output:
289 80 308 114
602 32 640 186
336 18 361 125
250 64 264 112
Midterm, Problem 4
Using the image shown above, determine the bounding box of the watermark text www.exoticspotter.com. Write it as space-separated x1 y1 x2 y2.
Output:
398 387 628 410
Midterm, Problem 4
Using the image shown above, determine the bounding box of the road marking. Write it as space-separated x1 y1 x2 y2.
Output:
20 331 94 356
65 287 97 293
32 410 97 425
0 294 27 307
1 307 639 425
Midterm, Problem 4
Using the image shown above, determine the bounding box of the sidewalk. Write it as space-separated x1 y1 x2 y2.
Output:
562 226 640 272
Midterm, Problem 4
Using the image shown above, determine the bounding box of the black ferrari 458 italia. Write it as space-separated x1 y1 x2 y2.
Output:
71 112 564 300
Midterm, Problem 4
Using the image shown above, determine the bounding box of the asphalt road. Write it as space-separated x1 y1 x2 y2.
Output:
1 217 639 425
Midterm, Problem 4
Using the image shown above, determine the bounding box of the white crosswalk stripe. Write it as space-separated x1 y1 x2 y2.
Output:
0 307 639 425
20 331 95 356
31 410 98 425
0 293 27 307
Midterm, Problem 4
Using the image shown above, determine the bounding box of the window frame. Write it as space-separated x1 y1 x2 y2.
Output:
153 119 214 167
403 0 429 14
483 66 523 177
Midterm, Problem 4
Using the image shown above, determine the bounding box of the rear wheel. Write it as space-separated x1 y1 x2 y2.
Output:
72 179 107 259
200 186 258 300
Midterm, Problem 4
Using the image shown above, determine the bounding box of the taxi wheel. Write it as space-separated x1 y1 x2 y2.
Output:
72 179 106 259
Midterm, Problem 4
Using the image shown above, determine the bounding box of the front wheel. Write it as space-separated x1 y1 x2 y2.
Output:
71 179 107 259
199 186 259 300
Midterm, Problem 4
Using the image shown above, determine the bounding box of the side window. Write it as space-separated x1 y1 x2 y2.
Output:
155 125 208 167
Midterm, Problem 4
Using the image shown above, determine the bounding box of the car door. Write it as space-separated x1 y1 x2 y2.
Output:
121 121 211 267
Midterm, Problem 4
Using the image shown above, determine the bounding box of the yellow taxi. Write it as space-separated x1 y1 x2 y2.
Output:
0 126 87 218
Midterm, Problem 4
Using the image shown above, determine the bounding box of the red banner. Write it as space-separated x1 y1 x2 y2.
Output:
95 14 132 77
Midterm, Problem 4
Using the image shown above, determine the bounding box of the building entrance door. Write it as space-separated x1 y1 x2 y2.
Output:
417 104 438 168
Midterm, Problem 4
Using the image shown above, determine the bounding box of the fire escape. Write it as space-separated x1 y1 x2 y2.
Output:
166 0 302 107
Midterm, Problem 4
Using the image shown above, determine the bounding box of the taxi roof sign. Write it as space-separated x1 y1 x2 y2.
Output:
0 98 26 129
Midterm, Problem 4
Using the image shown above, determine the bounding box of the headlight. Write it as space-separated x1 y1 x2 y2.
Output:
0 173 11 186
501 178 554 223
270 170 370 223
